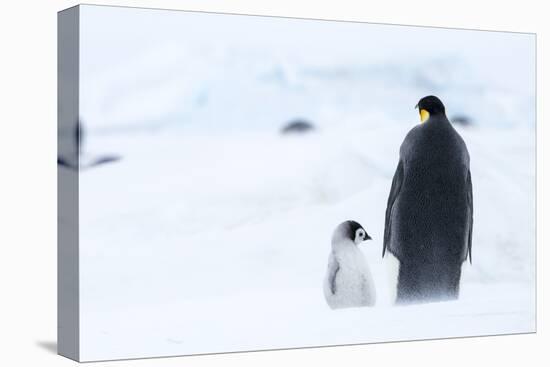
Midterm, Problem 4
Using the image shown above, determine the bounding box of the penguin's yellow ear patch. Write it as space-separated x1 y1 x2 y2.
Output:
420 109 430 123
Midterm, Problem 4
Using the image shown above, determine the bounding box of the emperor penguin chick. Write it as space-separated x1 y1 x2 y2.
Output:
324 221 376 309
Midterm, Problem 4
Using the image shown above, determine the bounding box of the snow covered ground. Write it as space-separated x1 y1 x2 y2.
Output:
72 5 536 361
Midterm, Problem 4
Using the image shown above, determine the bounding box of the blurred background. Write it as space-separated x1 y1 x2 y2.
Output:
69 5 536 361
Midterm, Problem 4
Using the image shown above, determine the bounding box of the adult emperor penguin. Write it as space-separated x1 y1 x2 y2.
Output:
324 220 376 309
383 96 473 304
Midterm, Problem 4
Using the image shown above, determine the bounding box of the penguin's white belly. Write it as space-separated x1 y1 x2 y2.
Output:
383 251 400 305
325 253 376 309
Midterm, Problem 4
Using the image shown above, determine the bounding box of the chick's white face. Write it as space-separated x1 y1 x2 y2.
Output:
354 228 367 245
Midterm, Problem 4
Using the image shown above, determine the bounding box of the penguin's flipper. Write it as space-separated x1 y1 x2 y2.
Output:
327 256 340 295
383 160 404 258
466 169 473 263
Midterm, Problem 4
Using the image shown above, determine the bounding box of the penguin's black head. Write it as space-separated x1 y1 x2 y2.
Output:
415 95 446 123
345 220 372 245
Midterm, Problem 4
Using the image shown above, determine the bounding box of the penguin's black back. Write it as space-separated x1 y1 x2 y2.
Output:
386 115 472 302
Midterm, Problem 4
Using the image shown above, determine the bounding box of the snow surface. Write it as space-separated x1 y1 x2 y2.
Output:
73 5 536 361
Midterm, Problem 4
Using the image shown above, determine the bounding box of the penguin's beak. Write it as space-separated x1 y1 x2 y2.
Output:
365 234 372 241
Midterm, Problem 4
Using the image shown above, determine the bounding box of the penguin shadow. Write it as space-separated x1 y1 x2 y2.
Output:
58 120 121 171
35 340 57 354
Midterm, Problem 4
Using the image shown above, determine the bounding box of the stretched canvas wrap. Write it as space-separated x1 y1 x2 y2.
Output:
58 4 536 362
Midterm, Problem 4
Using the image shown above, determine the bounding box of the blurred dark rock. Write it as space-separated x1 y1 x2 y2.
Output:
281 119 316 135
450 114 473 127
58 119 121 171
